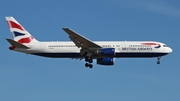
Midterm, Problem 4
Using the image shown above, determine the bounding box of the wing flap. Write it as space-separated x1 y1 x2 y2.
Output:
69 35 82 48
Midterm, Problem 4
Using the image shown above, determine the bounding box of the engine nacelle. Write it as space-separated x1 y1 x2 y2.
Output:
96 48 115 56
97 58 114 65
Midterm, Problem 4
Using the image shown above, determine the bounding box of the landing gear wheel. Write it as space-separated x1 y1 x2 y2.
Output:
85 63 93 68
157 61 160 64
85 63 89 67
157 57 161 64
89 64 93 68
85 57 89 62
89 59 93 63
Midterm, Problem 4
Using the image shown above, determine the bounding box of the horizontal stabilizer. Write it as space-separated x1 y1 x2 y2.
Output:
6 38 29 49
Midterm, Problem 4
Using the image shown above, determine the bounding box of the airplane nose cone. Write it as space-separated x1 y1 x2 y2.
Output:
167 47 173 53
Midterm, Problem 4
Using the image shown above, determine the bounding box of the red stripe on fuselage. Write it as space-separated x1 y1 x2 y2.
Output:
9 21 24 31
142 43 158 45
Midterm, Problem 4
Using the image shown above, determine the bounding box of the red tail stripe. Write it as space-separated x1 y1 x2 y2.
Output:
9 21 24 31
18 36 33 43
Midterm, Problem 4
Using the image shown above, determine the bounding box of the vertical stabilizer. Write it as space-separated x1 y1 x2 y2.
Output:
5 16 38 44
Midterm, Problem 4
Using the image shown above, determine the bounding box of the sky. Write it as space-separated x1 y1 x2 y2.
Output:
0 0 180 101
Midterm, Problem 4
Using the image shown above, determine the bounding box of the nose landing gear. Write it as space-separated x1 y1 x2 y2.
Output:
157 57 161 64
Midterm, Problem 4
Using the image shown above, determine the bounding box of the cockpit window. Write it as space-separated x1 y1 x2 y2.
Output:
163 45 168 47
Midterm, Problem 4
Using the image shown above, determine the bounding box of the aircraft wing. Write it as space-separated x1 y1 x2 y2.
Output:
62 28 102 49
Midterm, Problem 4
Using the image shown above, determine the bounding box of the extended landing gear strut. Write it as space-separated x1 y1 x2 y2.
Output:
157 57 161 64
85 56 93 68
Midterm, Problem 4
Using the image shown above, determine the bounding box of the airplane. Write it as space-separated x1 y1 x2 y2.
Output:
5 16 172 68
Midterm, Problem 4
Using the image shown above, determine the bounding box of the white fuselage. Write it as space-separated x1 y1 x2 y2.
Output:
13 41 172 58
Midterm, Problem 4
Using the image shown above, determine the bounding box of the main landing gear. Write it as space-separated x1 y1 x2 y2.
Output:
157 57 161 64
81 50 94 68
85 57 93 68
85 63 93 68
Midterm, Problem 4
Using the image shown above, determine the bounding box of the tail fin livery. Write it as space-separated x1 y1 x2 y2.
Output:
5 16 38 44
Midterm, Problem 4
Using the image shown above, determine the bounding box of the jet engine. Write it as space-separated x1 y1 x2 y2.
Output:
95 48 115 56
97 57 114 65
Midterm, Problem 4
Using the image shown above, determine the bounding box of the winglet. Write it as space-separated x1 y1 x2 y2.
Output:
6 38 29 49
